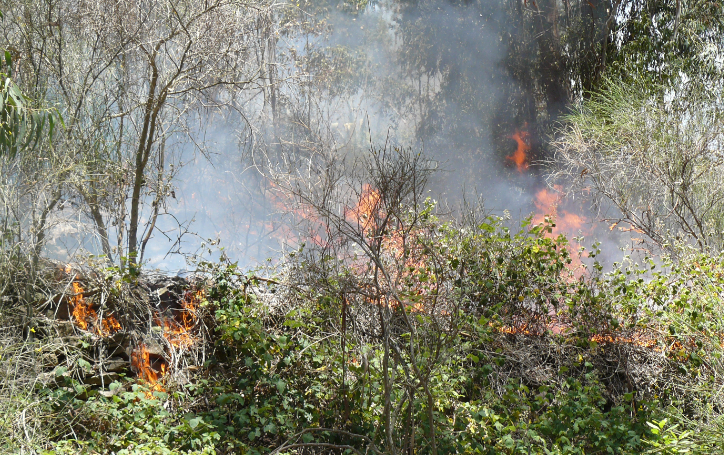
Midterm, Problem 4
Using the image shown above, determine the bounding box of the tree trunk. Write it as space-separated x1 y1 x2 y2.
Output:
128 52 161 267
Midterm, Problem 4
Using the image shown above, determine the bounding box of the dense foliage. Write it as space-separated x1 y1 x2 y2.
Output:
2 0 724 454
2 213 722 453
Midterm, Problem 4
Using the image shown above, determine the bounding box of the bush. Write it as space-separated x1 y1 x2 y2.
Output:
2 204 723 454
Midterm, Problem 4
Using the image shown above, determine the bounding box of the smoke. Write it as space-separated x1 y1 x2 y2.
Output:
147 0 630 271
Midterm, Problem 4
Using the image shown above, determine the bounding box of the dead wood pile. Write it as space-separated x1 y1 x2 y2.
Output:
22 264 211 391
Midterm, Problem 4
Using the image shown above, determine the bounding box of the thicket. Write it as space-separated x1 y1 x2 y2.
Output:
2 0 724 454
2 203 723 454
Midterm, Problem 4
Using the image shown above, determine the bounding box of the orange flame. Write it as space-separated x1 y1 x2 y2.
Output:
530 186 589 279
495 325 674 353
346 184 383 236
64 266 206 391
347 185 441 313
131 343 167 395
532 186 586 238
590 333 659 351
507 130 530 173
155 289 203 349
68 279 121 336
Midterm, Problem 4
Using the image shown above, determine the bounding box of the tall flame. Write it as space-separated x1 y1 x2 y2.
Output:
507 130 530 173
530 186 589 280
346 185 435 313
346 184 382 236
532 186 586 238
131 343 167 395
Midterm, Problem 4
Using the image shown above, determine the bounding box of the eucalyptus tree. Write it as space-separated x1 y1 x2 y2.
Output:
1 20 63 267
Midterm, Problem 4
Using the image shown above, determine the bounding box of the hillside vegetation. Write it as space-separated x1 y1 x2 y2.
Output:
2 199 724 454
3 0 724 453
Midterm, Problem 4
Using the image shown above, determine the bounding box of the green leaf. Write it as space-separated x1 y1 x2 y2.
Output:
276 380 286 393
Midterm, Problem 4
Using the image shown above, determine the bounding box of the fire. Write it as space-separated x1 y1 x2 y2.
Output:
507 130 530 173
266 181 325 248
529 186 590 279
64 265 203 389
132 288 204 394
155 289 203 349
609 221 644 234
495 323 535 336
131 343 167 395
590 333 659 351
68 277 121 336
532 186 586 238
70 282 92 331
496 324 694 356
343 184 383 239
101 314 123 334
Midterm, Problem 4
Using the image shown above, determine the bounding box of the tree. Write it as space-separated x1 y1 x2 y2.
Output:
1 26 65 324
1 0 272 267
605 0 724 86
382 0 621 166
550 77 724 254
549 0 724 254
1 47 59 159
269 143 448 454
1 12 63 267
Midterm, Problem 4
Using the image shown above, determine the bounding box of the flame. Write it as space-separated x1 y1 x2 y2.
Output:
344 183 382 239
532 186 587 237
64 266 204 389
507 130 530 173
495 323 535 336
131 343 167 395
530 187 589 279
589 333 659 350
68 279 121 336
70 282 92 331
101 314 122 334
133 288 204 395
609 221 644 234
495 324 693 354
155 288 203 349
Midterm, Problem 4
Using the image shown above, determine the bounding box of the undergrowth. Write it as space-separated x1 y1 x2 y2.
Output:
0 216 722 454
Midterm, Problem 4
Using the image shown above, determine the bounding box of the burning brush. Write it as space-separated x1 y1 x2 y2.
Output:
63 266 205 391
65 266 122 336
